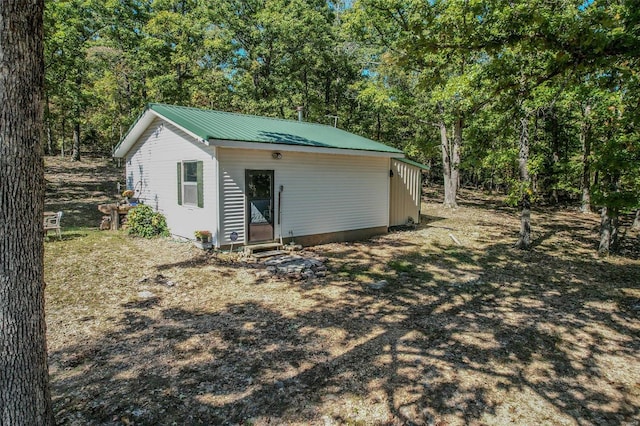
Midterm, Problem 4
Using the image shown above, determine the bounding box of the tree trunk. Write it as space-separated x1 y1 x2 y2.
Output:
60 118 66 158
439 121 455 208
72 121 81 161
44 96 53 155
451 116 461 201
0 0 55 422
633 210 640 230
580 105 592 213
515 115 532 250
598 206 619 255
439 114 461 208
46 120 53 156
72 73 81 161
550 111 560 205
488 167 495 194
551 151 559 204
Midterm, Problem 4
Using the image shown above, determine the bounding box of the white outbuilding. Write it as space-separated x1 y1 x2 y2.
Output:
113 103 428 248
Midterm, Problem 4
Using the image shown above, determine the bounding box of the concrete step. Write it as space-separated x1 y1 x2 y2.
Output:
253 250 288 259
244 242 283 256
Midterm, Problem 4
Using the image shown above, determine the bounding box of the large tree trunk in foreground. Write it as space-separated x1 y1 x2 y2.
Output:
439 115 461 208
598 207 619 255
580 105 592 213
515 115 532 250
0 0 54 423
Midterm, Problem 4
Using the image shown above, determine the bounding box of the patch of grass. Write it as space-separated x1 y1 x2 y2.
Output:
387 259 415 273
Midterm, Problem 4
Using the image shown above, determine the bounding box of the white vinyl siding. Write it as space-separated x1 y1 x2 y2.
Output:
125 118 218 241
389 159 422 226
218 147 389 245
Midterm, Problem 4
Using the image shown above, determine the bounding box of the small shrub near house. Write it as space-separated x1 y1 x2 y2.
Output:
126 205 169 238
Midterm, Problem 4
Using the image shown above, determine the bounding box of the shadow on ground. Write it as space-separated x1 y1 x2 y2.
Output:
44 164 640 424
45 156 123 228
49 231 640 424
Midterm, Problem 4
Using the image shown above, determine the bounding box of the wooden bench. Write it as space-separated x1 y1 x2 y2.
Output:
44 211 63 240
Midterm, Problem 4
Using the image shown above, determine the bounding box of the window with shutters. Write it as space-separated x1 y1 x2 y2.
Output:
177 161 203 207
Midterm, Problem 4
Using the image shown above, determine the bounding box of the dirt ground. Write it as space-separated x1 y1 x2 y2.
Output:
44 157 640 425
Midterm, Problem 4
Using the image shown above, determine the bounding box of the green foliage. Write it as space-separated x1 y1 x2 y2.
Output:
505 180 536 208
126 205 170 238
41 0 640 222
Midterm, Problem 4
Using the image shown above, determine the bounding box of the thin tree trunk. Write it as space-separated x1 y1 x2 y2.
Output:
598 206 619 255
631 209 640 229
0 0 55 422
580 105 592 213
44 95 53 155
60 118 66 158
551 154 559 204
72 74 81 161
46 119 53 156
72 121 81 161
489 167 495 194
550 111 560 204
451 116 461 202
633 210 640 229
515 115 532 250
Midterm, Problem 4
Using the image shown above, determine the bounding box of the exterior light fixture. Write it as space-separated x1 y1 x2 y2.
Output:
153 122 164 138
272 152 282 159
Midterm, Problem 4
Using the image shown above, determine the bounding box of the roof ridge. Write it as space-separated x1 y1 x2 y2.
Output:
148 102 339 130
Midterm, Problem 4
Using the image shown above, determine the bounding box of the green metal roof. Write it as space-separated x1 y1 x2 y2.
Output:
395 158 430 170
148 103 403 154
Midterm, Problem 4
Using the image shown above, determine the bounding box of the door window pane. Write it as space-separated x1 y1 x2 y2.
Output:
247 172 271 199
250 200 271 224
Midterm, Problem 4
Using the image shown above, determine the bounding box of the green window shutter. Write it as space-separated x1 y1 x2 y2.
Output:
197 160 204 208
177 162 182 205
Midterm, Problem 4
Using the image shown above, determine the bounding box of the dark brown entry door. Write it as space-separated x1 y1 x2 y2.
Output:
246 170 274 242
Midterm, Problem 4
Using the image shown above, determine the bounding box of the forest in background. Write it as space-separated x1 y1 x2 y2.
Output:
44 0 639 252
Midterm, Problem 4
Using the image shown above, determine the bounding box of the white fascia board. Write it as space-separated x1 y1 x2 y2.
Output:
113 109 156 158
113 109 209 158
208 139 404 158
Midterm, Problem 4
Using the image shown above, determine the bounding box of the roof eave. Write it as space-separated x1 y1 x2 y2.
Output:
209 138 404 158
113 107 210 158
395 157 430 170
113 108 157 158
